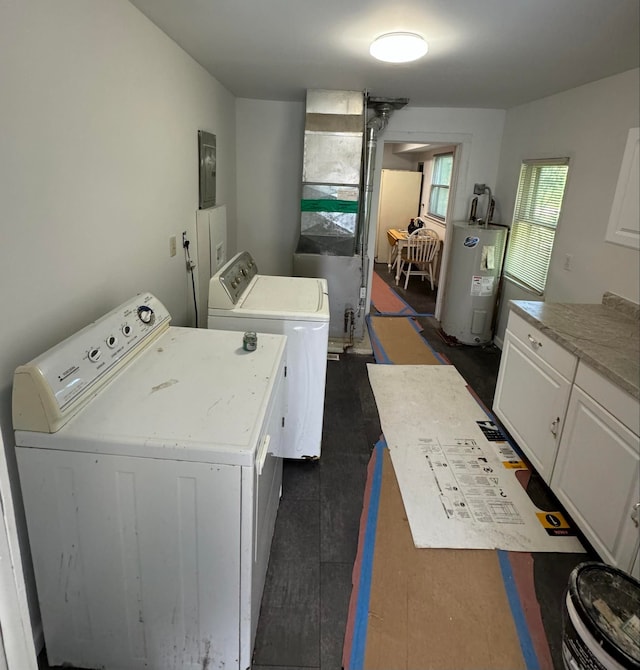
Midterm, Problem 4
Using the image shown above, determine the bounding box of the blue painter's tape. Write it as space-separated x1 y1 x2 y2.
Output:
349 439 385 670
497 550 540 670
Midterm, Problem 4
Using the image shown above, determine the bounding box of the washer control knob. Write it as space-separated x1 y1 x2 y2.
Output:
88 348 102 363
122 324 132 337
137 306 154 325
240 268 248 277
106 335 118 349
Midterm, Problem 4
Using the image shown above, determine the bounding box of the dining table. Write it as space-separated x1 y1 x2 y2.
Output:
385 227 442 286
386 228 408 281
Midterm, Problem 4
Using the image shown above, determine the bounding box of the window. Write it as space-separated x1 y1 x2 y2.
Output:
503 158 569 294
428 153 453 219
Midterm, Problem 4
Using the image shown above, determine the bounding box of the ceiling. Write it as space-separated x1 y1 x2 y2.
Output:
129 0 639 109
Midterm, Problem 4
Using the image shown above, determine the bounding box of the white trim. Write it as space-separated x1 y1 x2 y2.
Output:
0 430 38 670
368 129 472 322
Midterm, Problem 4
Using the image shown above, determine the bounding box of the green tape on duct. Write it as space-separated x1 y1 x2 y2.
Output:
301 199 359 213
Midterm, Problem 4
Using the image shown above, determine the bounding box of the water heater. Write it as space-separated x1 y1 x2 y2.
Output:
440 222 507 345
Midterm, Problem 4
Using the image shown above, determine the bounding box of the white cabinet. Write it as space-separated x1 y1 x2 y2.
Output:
551 363 640 576
605 127 639 250
494 308 640 575
493 311 577 483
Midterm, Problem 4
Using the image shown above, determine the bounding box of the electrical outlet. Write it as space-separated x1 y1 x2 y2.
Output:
169 235 177 257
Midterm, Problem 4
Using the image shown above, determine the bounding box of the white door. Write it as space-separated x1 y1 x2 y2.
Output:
375 169 422 261
493 327 574 483
0 433 38 670
0 633 8 670
551 385 640 574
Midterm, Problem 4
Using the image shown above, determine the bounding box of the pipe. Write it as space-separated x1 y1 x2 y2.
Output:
357 110 386 256
474 184 493 227
482 186 493 226
356 98 406 316
343 307 355 351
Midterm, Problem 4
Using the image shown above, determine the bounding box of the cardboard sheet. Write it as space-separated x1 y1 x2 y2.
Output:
367 364 585 553
368 316 443 365
370 272 417 316
366 449 529 670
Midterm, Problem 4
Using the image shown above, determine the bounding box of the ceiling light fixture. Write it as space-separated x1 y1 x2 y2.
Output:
369 32 428 63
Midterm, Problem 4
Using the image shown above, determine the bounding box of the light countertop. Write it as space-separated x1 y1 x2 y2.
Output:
508 293 640 400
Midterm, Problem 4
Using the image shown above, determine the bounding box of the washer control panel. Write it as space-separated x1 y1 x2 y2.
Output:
13 293 171 433
209 251 258 308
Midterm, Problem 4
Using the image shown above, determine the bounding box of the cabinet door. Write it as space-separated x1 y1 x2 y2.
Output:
493 328 572 482
551 386 640 573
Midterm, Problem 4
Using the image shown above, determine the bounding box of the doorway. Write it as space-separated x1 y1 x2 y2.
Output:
371 139 462 320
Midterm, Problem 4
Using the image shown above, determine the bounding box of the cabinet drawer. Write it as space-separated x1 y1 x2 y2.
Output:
575 362 640 436
506 310 577 380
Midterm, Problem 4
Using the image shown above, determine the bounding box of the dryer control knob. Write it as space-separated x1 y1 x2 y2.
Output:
137 306 155 325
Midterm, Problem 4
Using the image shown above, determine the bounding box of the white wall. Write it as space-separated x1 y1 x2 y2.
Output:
381 144 419 170
377 107 507 223
494 68 640 343
0 0 236 647
234 103 506 282
236 99 305 276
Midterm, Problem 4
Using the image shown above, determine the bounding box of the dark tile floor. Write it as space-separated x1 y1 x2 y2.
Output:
252 352 380 670
39 264 594 670
253 265 595 670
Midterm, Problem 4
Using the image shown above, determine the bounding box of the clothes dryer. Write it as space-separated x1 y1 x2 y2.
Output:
13 293 287 670
208 251 329 459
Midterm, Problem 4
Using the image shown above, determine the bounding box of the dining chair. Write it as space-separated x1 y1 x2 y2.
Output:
397 228 440 290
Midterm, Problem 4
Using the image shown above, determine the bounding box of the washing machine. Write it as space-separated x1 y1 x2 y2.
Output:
12 293 287 670
208 251 330 459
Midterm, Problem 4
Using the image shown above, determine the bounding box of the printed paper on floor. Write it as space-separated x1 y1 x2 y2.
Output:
367 364 585 553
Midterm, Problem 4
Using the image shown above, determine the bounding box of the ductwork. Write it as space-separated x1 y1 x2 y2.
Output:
296 90 364 257
294 90 408 345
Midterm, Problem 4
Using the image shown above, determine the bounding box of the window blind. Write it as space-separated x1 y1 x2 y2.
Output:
428 153 453 219
504 158 569 294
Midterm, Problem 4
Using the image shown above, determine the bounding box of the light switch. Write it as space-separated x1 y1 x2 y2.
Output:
169 235 177 257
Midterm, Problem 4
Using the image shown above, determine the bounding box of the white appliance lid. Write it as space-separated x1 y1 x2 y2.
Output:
16 327 286 467
236 275 329 321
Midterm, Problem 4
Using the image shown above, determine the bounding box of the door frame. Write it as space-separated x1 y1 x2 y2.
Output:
367 130 471 321
0 431 38 670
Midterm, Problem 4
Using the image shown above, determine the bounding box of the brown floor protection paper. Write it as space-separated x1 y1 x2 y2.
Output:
369 316 441 365
364 449 527 670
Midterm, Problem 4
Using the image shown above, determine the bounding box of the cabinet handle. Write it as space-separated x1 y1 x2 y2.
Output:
550 417 560 438
632 502 640 528
527 334 542 349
